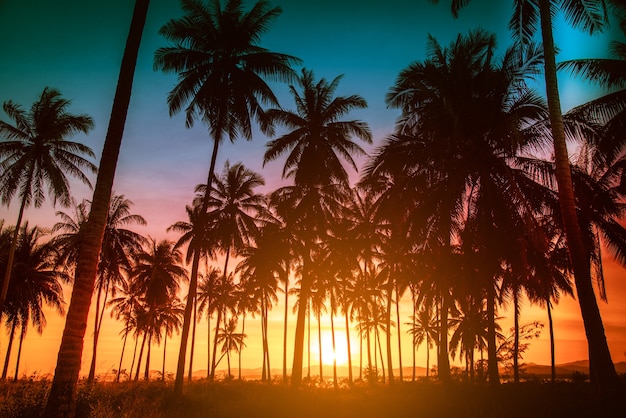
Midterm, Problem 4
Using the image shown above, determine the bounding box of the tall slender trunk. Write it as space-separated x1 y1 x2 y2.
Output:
264 303 271 381
344 310 353 384
487 279 500 385
439 293 451 383
88 282 104 381
538 0 617 391
188 295 197 382
307 299 311 379
411 291 416 382
282 280 288 382
330 309 338 388
513 287 520 383
1 319 17 380
239 313 245 380
547 299 556 383
162 333 168 382
395 279 403 382
144 332 152 380
134 331 147 381
291 249 310 386
426 335 430 379
211 248 230 380
207 303 211 379
175 135 221 395
13 322 26 381
44 2 150 415
385 283 394 384
376 326 385 382
116 326 129 382
129 332 140 382
317 308 323 382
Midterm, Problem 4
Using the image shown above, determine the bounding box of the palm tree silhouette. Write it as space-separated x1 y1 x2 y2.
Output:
264 68 371 387
0 88 95 313
216 317 246 379
196 268 221 379
406 300 438 381
1 224 66 381
153 0 299 393
433 0 622 390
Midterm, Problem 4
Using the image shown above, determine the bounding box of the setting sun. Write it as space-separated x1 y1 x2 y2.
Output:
312 331 352 366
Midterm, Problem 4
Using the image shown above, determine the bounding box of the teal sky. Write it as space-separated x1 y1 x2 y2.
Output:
1 0 625 372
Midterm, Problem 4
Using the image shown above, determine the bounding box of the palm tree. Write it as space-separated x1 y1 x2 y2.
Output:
87 194 147 381
1 224 66 381
264 68 371 387
215 317 246 379
131 239 187 380
0 87 95 313
155 298 185 382
432 0 622 390
45 1 150 414
153 0 299 393
406 300 438 380
196 268 221 379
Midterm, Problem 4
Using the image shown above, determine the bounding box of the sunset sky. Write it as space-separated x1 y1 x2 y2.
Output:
0 0 625 379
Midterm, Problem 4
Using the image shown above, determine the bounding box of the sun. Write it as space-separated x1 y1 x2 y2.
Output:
314 332 350 366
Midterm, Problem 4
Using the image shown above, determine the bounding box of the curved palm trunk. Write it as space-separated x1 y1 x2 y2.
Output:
376 326 385 382
513 287 520 383
188 296 197 382
44 2 149 415
13 322 26 381
134 331 147 381
175 135 221 394
538 0 617 391
0 180 29 312
1 318 17 380
129 332 140 382
144 332 152 380
116 326 130 382
264 303 271 381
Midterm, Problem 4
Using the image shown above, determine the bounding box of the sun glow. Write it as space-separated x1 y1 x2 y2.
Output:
313 331 351 366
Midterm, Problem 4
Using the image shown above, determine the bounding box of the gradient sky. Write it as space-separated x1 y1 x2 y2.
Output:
1 0 625 377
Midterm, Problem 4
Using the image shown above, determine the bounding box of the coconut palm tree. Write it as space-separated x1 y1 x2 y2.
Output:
87 194 147 381
264 68 371 387
432 0 622 390
1 224 66 381
153 0 299 393
45 1 150 414
0 87 95 313
215 317 246 379
196 267 221 379
406 300 438 380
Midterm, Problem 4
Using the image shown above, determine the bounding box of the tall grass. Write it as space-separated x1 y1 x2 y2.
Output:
1 378 623 418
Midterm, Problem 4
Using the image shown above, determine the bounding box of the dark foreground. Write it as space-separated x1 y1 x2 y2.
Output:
1 379 624 418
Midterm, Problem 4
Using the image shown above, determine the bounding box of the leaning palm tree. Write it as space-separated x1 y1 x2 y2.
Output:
432 0 622 390
0 87 95 313
45 1 150 415
1 224 66 381
264 67 371 387
153 0 300 394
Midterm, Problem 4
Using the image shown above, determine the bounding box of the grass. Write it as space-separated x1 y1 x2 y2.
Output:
1 378 623 418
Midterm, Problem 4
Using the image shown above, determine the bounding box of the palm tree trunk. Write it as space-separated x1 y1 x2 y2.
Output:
144 332 152 380
0 180 29 312
282 280 288 382
376 326 385 382
44 2 150 415
439 291 451 384
210 308 223 380
88 282 104 382
307 299 311 380
538 0 617 391
547 299 556 383
239 313 245 380
344 310 353 385
129 332 140 382
487 280 500 385
411 291 416 382
291 250 311 386
264 303 271 381
426 335 430 379
385 283 394 384
317 308 323 382
187 295 197 382
395 279 403 382
174 134 221 395
117 327 129 382
2 319 17 380
207 304 211 379
13 322 26 381
513 288 520 383
330 309 338 389
162 333 168 382
134 331 147 381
